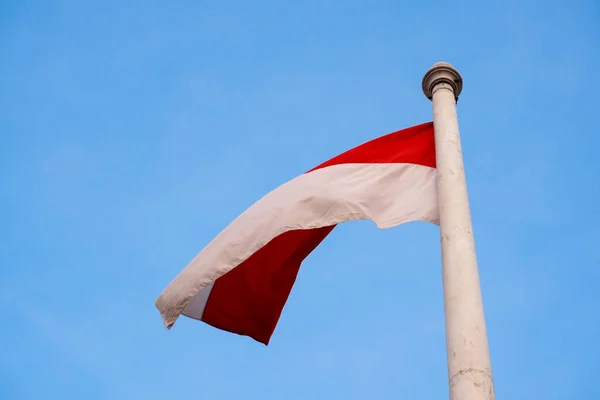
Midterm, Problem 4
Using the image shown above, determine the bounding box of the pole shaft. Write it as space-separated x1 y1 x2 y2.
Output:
424 63 495 400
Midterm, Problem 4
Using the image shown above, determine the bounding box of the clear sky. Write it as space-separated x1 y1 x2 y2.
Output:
1 0 599 399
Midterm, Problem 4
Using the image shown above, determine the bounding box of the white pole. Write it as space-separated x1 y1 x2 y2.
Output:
422 62 496 400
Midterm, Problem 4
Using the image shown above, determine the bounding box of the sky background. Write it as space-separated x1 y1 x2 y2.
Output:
1 0 599 399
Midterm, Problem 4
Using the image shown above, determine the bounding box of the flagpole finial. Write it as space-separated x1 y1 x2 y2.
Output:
422 62 463 101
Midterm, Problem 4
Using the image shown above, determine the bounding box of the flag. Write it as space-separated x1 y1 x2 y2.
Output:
155 121 438 344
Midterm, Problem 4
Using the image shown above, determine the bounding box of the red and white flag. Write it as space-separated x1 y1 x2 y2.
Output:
155 122 438 344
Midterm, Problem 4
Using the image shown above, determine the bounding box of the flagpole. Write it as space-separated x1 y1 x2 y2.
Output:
422 62 496 400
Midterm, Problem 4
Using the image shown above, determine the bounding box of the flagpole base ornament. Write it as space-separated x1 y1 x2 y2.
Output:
422 62 463 101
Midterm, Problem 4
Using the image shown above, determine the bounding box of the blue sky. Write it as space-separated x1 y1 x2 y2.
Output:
1 0 599 399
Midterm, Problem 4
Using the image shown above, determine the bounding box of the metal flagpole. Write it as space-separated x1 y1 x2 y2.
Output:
422 62 496 400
